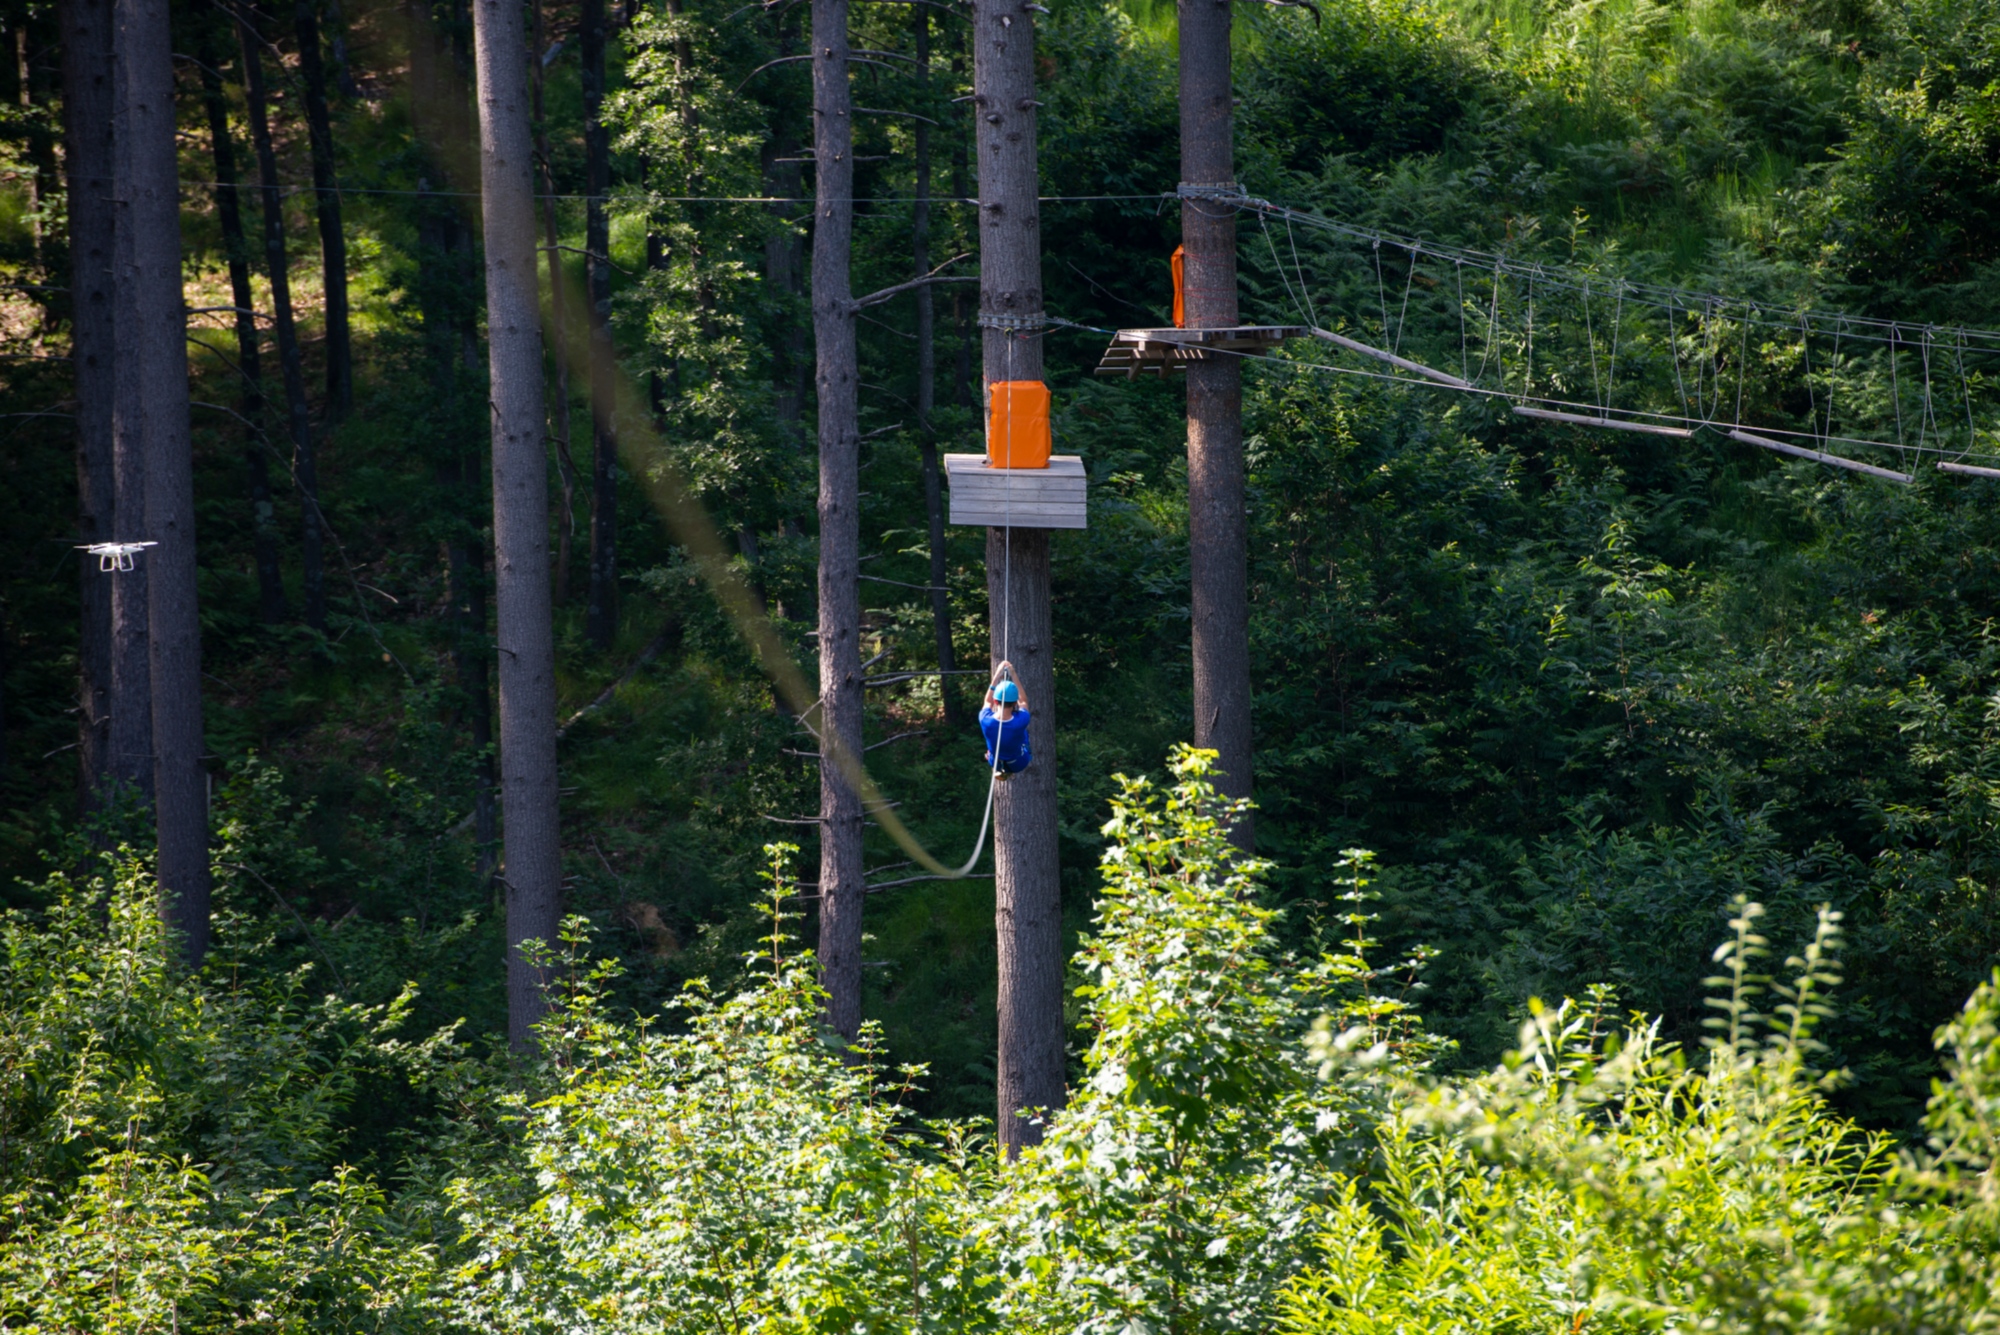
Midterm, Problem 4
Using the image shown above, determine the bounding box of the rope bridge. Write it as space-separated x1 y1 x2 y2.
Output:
1140 189 2000 484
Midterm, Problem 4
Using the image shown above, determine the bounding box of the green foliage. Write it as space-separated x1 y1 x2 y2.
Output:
1286 901 2000 1333
0 858 450 1331
12 766 2000 1331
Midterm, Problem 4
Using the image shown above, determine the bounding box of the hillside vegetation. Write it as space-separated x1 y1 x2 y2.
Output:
7 0 2000 1325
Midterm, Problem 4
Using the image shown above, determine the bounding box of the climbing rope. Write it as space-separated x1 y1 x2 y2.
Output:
927 321 1030 880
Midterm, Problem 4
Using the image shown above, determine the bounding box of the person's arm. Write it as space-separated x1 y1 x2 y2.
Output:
986 659 1014 711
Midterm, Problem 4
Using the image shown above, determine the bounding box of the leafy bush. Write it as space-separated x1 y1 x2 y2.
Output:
0 857 449 1331
14 758 2000 1331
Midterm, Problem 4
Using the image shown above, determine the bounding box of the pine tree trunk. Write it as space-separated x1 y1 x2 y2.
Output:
63 0 116 817
14 24 51 280
324 0 359 98
763 130 806 448
1179 0 1253 847
294 0 352 417
241 14 326 633
974 0 1065 1153
107 0 154 812
913 7 961 732
470 0 565 1052
197 26 288 626
446 465 498 880
117 0 208 963
951 29 974 417
581 0 618 650
533 0 579 606
812 0 866 1043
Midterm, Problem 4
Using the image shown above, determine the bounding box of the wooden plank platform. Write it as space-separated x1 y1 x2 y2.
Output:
944 453 1087 529
1094 326 1307 378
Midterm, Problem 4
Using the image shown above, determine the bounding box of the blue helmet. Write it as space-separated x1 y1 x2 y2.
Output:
993 680 1020 704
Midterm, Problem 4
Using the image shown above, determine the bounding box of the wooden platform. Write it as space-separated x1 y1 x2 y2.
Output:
1094 326 1308 378
944 454 1087 529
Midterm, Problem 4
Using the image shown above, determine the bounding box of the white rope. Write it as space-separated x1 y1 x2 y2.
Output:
934 333 1022 883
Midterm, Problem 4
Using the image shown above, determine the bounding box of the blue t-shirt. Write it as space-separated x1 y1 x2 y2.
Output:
980 705 1032 767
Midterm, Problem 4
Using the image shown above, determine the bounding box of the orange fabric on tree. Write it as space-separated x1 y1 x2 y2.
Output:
1171 245 1186 328
986 380 1052 469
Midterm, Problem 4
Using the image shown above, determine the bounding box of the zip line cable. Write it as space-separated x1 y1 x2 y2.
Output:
172 178 1167 206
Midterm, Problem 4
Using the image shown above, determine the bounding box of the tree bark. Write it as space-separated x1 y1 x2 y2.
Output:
974 0 1064 1155
1180 0 1252 848
913 7 962 732
951 29 974 417
197 26 288 626
241 13 326 633
412 23 500 889
63 0 116 817
13 23 52 279
447 467 498 880
812 0 866 1043
581 0 618 649
763 129 807 448
294 0 352 417
470 0 565 1052
107 0 155 813
324 0 360 98
533 0 579 606
116 0 208 962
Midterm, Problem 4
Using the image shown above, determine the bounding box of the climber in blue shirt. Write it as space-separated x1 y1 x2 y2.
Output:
980 660 1032 779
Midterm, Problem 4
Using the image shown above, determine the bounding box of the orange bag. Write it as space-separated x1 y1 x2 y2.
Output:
1171 245 1186 328
986 380 1051 469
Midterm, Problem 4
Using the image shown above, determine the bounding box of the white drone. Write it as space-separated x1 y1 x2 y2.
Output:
78 541 158 572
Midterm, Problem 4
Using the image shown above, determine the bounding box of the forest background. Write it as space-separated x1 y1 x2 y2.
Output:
8 0 2000 1323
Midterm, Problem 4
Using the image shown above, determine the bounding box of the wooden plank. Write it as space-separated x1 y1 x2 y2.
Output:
949 506 1088 530
948 478 1086 498
945 452 1088 529
1513 406 1694 438
945 453 1084 476
1729 429 1911 483
953 495 1087 512
1310 328 1472 388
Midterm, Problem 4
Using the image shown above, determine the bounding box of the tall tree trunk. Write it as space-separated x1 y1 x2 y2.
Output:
116 0 208 963
951 30 974 416
14 25 41 273
197 26 288 626
913 7 961 732
413 28 500 887
1179 0 1252 847
581 0 618 649
812 0 865 1042
763 130 806 447
241 15 326 633
63 0 115 817
107 2 155 813
445 458 497 881
974 0 1064 1155
533 0 579 606
325 0 360 98
294 0 352 417
470 0 565 1051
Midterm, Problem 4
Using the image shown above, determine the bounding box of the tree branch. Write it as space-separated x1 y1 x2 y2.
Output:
554 244 637 277
217 862 347 988
852 254 977 310
855 107 941 126
557 623 675 740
